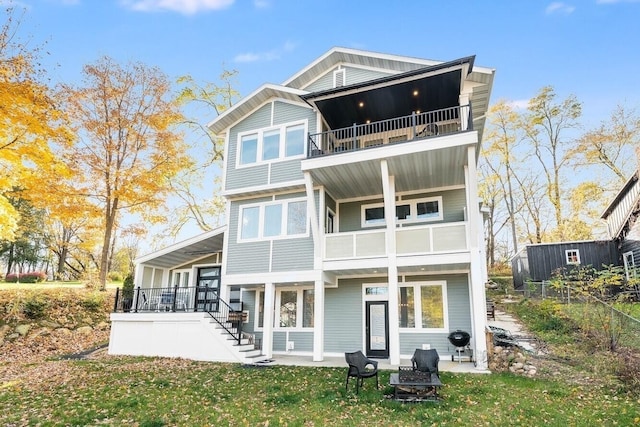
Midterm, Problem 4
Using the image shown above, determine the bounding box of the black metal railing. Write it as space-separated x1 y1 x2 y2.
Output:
307 105 471 158
113 285 245 344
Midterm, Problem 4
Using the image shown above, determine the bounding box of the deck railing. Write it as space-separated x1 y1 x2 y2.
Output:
308 105 471 158
113 285 245 344
323 222 468 260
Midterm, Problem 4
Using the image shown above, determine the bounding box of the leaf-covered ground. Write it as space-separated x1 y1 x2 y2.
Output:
1 288 639 426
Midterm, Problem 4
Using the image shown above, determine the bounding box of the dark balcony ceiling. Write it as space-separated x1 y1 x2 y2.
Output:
301 57 473 130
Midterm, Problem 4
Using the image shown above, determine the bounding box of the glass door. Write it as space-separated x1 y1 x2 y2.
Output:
195 267 220 312
365 301 389 358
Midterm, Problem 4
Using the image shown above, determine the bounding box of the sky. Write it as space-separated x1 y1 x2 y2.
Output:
7 0 640 248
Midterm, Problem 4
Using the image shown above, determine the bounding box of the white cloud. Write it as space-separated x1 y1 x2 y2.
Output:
254 0 270 8
545 2 576 14
508 99 530 110
120 0 235 15
234 41 297 63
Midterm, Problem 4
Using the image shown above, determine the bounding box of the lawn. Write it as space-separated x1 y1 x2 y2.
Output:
1 355 639 426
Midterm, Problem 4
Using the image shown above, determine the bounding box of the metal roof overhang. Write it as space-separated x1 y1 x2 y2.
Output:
135 226 226 269
301 57 474 130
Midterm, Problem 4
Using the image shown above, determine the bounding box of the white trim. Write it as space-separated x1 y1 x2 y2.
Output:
235 120 308 169
237 197 309 243
623 251 635 280
135 225 226 264
565 249 581 265
223 180 306 198
223 270 321 286
255 286 316 331
397 280 449 332
361 196 444 228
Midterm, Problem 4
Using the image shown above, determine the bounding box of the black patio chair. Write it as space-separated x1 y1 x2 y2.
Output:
411 348 439 375
345 351 379 394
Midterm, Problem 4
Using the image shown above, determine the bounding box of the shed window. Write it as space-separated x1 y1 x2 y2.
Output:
565 249 580 265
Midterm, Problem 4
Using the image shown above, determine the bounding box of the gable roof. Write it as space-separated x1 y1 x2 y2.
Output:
208 47 495 138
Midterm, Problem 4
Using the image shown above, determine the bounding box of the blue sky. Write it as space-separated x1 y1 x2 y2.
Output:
8 0 640 247
13 0 640 124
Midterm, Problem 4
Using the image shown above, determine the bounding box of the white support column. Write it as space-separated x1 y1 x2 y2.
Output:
459 92 471 131
465 145 489 370
381 160 400 366
263 282 275 359
312 278 325 361
304 172 326 362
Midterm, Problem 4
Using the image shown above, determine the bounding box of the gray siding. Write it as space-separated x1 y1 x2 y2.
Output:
399 274 471 356
338 189 466 232
225 198 272 274
324 278 364 352
225 101 315 192
271 238 314 271
270 161 304 183
305 66 394 92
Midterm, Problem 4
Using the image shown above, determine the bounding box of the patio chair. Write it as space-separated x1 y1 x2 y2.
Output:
411 348 439 375
345 351 379 394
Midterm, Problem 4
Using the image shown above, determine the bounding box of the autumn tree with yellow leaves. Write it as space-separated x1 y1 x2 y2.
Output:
62 57 193 290
0 6 73 242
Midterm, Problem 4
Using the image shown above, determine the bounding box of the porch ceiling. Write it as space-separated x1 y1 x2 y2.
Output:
136 226 225 269
302 59 471 131
305 144 469 200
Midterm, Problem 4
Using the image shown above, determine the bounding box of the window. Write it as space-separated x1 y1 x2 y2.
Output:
237 121 307 166
398 282 447 330
565 249 580 265
363 204 385 226
285 124 305 157
264 204 282 237
239 134 258 165
287 201 307 235
256 288 314 329
623 251 635 280
362 196 443 227
262 129 280 160
241 206 259 239
238 198 308 241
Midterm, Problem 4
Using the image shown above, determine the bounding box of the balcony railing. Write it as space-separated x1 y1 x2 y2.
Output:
323 222 468 260
308 105 471 158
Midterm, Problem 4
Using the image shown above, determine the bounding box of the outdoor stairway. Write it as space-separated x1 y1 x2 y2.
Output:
208 317 267 364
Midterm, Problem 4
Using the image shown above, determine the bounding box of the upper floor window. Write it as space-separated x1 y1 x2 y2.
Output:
565 249 580 265
362 196 443 227
239 198 308 242
238 121 306 167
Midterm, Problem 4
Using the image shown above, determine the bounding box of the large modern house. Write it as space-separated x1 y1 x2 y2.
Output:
109 48 496 370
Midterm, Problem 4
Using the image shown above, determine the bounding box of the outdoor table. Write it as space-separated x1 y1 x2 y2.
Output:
389 372 442 402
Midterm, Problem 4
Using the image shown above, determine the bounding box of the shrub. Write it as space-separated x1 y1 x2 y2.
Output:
5 271 47 283
81 292 107 312
23 295 49 319
108 271 123 282
617 348 640 394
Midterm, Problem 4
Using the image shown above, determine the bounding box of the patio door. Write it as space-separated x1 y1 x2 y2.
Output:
365 301 389 358
195 267 220 312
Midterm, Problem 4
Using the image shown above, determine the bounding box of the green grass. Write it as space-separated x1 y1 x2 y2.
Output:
1 357 639 426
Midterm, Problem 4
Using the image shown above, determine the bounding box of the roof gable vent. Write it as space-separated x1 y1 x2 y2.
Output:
333 69 346 88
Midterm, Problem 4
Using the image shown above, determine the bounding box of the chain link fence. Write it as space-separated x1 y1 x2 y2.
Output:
514 281 640 351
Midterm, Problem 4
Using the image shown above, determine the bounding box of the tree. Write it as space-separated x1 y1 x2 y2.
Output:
523 86 582 239
482 101 525 255
0 5 73 241
62 56 193 290
156 70 240 240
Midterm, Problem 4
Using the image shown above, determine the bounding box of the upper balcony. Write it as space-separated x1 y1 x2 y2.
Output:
307 105 471 158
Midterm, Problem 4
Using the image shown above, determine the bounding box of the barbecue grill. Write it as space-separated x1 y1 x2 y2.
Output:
447 330 473 363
